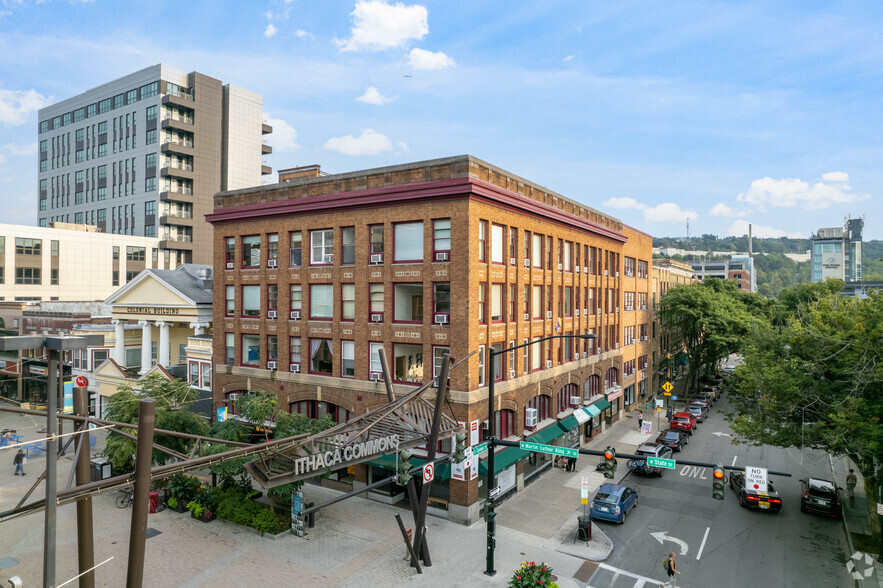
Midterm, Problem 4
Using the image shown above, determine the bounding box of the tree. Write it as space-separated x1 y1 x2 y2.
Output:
728 291 882 541
234 390 279 441
103 373 207 472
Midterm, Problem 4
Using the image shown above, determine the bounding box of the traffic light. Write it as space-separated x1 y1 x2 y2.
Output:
712 464 725 500
600 446 617 479
398 449 413 485
453 432 468 463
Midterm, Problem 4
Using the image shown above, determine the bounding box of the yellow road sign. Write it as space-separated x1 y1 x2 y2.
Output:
663 392 671 396
662 381 673 393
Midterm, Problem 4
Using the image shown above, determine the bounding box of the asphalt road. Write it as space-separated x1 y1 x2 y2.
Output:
586 392 853 588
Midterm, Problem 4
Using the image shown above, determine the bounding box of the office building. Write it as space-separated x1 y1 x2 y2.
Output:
689 254 755 292
811 218 864 283
37 64 272 265
207 155 653 524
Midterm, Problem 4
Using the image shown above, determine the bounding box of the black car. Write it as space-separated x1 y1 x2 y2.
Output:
730 471 782 512
654 429 689 452
800 477 841 518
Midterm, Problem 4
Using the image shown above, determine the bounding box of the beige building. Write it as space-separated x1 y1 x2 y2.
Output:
0 222 172 303
650 258 695 395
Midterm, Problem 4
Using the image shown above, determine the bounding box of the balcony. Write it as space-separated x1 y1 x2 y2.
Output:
160 164 194 180
160 188 193 202
261 164 272 175
159 238 194 250
261 142 273 155
162 93 194 108
160 212 194 226
161 140 194 156
262 122 273 135
161 116 194 131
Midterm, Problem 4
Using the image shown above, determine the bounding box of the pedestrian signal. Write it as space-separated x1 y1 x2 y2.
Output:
712 464 725 500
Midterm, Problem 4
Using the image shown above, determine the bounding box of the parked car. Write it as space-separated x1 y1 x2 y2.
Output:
629 443 674 476
590 483 638 523
729 471 782 512
691 397 712 409
670 412 698 435
800 477 841 518
696 391 716 405
655 429 689 452
686 403 709 423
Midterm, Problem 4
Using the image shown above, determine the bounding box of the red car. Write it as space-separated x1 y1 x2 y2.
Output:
669 412 698 435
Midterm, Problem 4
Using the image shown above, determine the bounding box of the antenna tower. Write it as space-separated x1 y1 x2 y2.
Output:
686 218 690 240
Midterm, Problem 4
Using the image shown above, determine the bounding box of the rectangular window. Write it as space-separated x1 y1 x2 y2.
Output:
290 284 302 311
225 237 235 266
547 236 553 269
341 227 355 265
310 229 333 264
523 338 529 372
98 144 106 157
50 268 59 285
532 337 542 371
267 336 278 361
478 345 485 386
341 341 355 378
509 227 517 262
491 283 503 322
310 339 333 374
144 201 156 216
624 257 636 277
508 283 516 321
393 343 423 383
547 285 553 313
478 283 487 324
370 283 384 315
15 238 42 255
289 337 301 367
144 177 156 192
146 105 157 121
490 343 503 381
242 235 260 268
225 333 235 364
478 220 488 262
369 224 384 255
491 224 504 264
433 219 450 260
242 334 260 366
242 285 260 317
433 283 450 316
51 240 59 256
433 347 450 384
341 283 355 320
267 284 278 311
310 284 333 319
532 233 542 267
564 287 572 316
394 222 423 262
564 241 572 271
126 246 145 261
267 233 279 262
638 260 648 278
523 284 530 317
370 342 384 375
532 285 542 319
289 232 302 267
394 283 423 322
225 285 235 316
146 130 156 144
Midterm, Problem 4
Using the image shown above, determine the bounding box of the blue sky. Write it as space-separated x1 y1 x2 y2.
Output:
1 0 882 240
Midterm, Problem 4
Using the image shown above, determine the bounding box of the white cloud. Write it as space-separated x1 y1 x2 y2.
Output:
563 55 574 62
357 86 393 105
709 202 748 217
337 0 428 52
323 129 392 156
736 175 869 210
263 115 299 151
0 154 6 165
396 140 409 154
727 220 804 239
643 202 698 223
264 24 278 38
603 196 648 210
295 29 314 39
0 87 50 126
5 142 37 156
407 48 455 70
821 171 848 182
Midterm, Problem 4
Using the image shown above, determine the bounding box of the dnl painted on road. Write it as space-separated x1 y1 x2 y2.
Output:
646 457 676 469
519 441 578 458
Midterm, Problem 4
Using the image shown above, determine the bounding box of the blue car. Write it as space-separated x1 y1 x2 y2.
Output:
590 483 638 523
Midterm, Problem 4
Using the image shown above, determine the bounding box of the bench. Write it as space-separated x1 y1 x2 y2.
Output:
427 497 449 510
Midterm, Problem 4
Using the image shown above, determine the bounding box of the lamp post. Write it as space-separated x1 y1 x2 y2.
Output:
484 332 596 576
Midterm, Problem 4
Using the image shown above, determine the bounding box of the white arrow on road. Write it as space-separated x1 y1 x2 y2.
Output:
650 531 689 556
711 432 732 437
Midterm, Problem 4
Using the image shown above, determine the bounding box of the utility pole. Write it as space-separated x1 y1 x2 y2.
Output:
73 386 95 588
44 346 59 588
126 398 155 588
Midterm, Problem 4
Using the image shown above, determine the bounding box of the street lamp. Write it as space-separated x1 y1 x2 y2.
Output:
484 331 596 576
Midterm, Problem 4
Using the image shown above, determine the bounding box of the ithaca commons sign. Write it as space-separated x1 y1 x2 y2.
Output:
292 433 402 478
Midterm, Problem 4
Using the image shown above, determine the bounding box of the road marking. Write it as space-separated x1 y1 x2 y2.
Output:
589 561 664 588
650 531 689 555
731 455 738 467
711 431 731 437
696 526 710 560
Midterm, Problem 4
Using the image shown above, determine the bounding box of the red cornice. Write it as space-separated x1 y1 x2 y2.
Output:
207 177 627 243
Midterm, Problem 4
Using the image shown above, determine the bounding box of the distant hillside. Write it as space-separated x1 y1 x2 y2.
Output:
653 235 883 297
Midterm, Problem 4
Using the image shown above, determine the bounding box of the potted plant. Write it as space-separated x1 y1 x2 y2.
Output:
509 561 556 588
168 473 199 513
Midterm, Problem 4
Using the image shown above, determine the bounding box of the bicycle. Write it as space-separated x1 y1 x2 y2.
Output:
116 488 134 509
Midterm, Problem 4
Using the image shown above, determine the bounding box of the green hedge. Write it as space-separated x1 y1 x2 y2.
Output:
214 487 287 536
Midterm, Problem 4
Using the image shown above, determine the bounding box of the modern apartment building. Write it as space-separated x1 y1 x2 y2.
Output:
811 217 864 283
207 155 653 524
0 222 170 302
37 64 272 265
689 254 756 292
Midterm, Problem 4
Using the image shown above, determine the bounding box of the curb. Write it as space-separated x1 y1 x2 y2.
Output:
829 453 858 559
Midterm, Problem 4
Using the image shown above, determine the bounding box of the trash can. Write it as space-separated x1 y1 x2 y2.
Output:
149 491 159 514
577 515 592 541
90 457 111 482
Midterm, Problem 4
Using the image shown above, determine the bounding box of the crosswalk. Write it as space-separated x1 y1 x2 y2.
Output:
585 561 666 588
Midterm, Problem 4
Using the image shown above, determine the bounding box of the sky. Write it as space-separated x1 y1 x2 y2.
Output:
1 0 882 241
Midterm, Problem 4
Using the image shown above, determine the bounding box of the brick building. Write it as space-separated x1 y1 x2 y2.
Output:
207 155 654 524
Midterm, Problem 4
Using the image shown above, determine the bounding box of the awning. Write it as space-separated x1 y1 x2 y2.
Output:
584 398 611 418
572 409 590 425
366 453 452 481
527 422 568 444
557 415 580 432
478 447 529 476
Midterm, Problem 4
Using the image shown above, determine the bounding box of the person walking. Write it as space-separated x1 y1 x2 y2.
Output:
846 469 857 505
637 411 644 430
13 449 25 475
660 552 680 587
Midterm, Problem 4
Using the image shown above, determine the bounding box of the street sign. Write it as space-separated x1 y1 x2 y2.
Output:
423 463 434 483
74 375 88 387
519 440 578 458
489 486 501 499
663 392 671 396
473 442 488 456
581 476 588 504
646 457 676 469
662 381 673 393
655 399 664 408
672 396 677 401
745 465 768 492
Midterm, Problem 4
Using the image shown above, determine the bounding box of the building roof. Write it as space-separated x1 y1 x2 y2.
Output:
105 264 213 307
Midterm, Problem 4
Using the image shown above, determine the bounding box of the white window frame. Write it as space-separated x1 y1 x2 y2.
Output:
310 229 333 265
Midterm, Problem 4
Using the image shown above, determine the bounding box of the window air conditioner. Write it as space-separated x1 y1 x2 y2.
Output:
268 310 277 319
615 343 620 349
604 270 608 276
435 252 449 262
371 313 383 323
573 354 579 361
596 308 601 315
510 257 516 266
631 338 636 345
546 360 552 369
557 263 563 271
370 372 383 382
524 258 530 267
524 313 530 321
575 310 580 317
228 393 239 402
525 408 538 428
290 310 301 320
570 396 582 407
434 314 448 324
575 266 580 273
616 272 620 277
268 259 278 268
584 266 588 274
546 311 552 319
225 262 234 269
370 253 383 264
290 364 301 373
615 307 619 313
267 361 277 370
509 370 516 379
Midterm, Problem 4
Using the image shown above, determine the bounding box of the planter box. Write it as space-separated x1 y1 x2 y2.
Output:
190 510 217 522
247 491 263 501
174 501 186 513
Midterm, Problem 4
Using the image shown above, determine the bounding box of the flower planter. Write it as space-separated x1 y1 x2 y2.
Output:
175 501 187 513
191 511 217 522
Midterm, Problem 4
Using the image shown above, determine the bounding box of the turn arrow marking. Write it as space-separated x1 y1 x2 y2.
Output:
711 432 732 437
650 531 689 556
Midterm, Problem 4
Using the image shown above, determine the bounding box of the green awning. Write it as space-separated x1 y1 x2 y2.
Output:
528 422 568 444
585 398 611 417
365 453 451 481
557 415 579 432
478 447 529 476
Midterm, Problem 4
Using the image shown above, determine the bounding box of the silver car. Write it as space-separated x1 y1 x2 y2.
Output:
686 403 708 422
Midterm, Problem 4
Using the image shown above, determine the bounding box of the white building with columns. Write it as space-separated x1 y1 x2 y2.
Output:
72 264 213 416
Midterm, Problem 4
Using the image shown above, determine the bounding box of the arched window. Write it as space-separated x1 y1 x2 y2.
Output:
584 375 601 399
289 400 352 424
558 383 579 414
526 394 551 423
605 367 619 390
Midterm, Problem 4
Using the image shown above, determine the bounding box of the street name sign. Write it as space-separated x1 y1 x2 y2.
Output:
646 457 676 469
745 465 768 492
520 441 578 458
473 442 488 456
